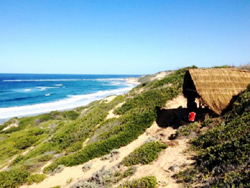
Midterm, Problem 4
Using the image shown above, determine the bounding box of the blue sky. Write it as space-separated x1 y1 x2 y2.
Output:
0 0 249 74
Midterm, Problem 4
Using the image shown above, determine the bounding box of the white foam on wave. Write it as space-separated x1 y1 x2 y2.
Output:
3 78 126 82
24 89 31 92
36 86 58 91
0 86 133 120
54 84 63 87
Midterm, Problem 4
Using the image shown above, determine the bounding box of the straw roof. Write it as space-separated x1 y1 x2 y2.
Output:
183 68 250 115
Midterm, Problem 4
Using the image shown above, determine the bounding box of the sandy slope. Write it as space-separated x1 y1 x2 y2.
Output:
21 94 191 188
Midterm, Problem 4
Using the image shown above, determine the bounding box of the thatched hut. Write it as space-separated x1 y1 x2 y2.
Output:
183 68 250 115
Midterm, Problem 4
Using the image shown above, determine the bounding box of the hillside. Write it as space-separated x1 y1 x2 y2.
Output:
0 66 249 188
174 84 250 187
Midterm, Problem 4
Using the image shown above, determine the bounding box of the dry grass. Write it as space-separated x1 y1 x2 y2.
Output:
184 68 250 115
237 63 250 71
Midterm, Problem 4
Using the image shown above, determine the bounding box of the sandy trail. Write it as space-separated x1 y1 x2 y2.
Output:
21 122 156 188
21 94 191 188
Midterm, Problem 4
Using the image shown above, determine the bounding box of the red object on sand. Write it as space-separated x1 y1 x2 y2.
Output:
189 112 196 121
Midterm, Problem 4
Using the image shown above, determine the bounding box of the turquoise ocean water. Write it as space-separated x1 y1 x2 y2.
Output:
0 74 139 123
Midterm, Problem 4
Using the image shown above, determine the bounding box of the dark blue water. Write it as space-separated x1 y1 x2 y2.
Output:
0 74 139 121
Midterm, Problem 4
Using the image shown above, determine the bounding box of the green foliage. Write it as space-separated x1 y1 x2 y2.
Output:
38 114 53 122
174 168 198 183
185 84 250 187
212 65 230 68
122 167 136 178
27 174 47 185
122 141 167 166
202 118 213 127
9 155 25 166
62 110 79 120
65 141 82 154
176 122 200 137
44 68 185 173
116 176 157 188
1 68 188 188
0 168 30 188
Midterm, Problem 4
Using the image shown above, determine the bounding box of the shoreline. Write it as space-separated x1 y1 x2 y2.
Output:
0 78 140 125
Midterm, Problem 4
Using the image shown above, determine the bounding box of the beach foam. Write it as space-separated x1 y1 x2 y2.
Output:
3 78 126 82
0 86 133 121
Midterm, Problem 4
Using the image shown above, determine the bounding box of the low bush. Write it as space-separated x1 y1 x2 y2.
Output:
122 141 167 166
179 84 250 187
27 173 47 185
0 168 30 188
175 122 200 137
44 68 187 172
116 176 157 188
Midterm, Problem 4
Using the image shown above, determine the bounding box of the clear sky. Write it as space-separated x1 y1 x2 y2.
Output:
0 0 249 74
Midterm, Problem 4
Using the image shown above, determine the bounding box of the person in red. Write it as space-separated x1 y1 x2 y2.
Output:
187 97 197 122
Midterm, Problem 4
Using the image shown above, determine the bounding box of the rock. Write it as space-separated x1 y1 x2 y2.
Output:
82 163 92 172
245 106 250 112
145 137 156 143
169 164 180 172
101 154 111 160
111 149 119 156
189 131 196 138
159 133 165 137
52 165 65 174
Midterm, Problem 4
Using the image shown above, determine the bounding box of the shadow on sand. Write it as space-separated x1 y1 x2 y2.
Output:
156 106 189 129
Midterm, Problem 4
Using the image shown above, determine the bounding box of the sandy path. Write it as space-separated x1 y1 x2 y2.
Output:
21 122 155 188
105 102 124 120
21 93 191 188
164 95 187 109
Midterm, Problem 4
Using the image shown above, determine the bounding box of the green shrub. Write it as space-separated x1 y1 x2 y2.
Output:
123 141 167 166
44 68 186 172
116 176 157 188
174 168 198 183
122 167 136 178
0 168 30 188
38 114 53 122
176 122 200 137
27 173 47 185
9 155 25 166
183 84 250 187
62 110 79 120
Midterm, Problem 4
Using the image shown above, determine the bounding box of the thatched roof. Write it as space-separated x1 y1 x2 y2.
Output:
183 68 250 115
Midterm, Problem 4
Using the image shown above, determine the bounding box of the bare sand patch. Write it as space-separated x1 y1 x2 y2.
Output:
106 102 124 120
2 123 19 131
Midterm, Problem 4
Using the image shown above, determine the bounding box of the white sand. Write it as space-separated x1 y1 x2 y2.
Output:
125 78 140 85
105 102 124 120
102 95 117 103
2 123 19 131
164 94 187 109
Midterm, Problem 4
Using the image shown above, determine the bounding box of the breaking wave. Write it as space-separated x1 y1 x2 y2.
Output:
0 86 133 120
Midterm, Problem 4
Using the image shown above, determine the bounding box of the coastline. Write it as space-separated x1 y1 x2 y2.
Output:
0 78 140 125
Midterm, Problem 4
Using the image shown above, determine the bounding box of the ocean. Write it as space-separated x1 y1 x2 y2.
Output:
0 74 140 123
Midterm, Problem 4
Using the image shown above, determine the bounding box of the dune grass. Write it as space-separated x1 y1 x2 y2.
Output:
0 67 191 187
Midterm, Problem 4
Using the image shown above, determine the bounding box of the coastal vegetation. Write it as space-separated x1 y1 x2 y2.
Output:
0 65 249 188
174 84 250 187
0 67 189 187
116 176 157 188
122 141 167 166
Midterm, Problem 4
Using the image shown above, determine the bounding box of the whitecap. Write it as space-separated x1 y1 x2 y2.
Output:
3 78 127 82
24 89 31 92
0 86 134 121
54 84 63 87
36 86 58 91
